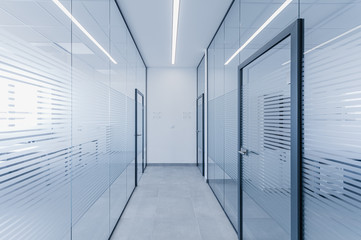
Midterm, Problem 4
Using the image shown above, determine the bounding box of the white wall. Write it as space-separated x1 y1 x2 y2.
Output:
148 68 196 164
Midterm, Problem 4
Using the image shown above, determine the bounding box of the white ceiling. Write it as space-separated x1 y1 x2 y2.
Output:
116 0 233 68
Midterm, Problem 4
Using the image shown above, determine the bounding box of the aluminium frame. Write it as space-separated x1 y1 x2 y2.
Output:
237 18 304 240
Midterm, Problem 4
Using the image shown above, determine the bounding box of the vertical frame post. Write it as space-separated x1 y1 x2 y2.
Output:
196 96 199 167
290 19 304 240
142 93 145 173
238 67 242 240
135 89 138 187
201 93 205 175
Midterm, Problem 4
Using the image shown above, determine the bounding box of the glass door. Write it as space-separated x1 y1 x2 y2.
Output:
238 20 303 240
197 94 205 175
135 89 145 186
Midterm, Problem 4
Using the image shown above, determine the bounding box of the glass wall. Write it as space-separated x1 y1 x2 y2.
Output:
207 0 298 234
0 0 146 240
301 1 361 239
207 0 241 233
205 0 361 239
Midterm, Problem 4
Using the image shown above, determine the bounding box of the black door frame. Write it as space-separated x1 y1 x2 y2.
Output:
237 19 304 240
196 93 205 175
135 89 145 187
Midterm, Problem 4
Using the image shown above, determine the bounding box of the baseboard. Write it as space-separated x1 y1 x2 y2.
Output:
147 163 196 167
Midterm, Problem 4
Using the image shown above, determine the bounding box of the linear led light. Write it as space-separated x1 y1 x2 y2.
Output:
172 0 180 65
52 0 117 64
282 23 361 66
224 0 293 65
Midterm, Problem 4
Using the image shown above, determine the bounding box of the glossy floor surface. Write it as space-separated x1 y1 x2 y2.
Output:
110 165 238 240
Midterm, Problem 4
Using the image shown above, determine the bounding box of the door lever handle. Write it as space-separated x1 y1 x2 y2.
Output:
136 134 142 137
238 147 248 156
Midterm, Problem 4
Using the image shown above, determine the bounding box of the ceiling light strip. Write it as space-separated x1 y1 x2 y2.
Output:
224 0 293 65
52 0 117 64
172 0 180 65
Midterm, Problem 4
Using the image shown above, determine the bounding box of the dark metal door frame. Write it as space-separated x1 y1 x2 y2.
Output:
237 19 304 240
196 93 205 175
135 89 145 187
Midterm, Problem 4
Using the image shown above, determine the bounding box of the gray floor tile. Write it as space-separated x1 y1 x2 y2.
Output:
156 196 196 220
151 218 202 240
110 166 238 240
197 216 238 240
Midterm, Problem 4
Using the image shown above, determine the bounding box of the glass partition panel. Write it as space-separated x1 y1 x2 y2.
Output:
109 0 128 231
0 0 146 239
224 0 240 231
208 40 216 190
71 0 110 238
0 0 72 239
301 1 361 239
126 96 136 200
210 23 225 206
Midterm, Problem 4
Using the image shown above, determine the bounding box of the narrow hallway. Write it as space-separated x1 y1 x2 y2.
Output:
110 166 238 240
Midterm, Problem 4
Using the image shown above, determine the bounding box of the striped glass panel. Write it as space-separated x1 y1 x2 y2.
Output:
214 95 225 204
109 89 127 230
224 0 240 229
208 40 216 189
0 1 72 239
242 36 291 240
302 1 361 239
126 97 136 200
207 1 241 230
0 0 146 239
224 89 238 227
71 0 110 238
209 23 226 206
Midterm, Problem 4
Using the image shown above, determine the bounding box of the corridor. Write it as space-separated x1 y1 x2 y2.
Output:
1 0 361 239
110 166 238 240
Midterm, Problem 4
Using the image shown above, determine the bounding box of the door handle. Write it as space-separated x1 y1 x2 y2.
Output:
238 147 248 156
136 134 142 137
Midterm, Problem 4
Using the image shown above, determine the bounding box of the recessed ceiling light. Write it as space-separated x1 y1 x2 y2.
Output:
52 0 117 64
172 0 180 65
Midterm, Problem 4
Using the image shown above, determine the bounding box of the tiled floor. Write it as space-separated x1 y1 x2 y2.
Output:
110 165 238 240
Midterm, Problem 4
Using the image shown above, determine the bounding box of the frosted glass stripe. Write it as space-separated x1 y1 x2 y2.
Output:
0 25 72 240
0 0 146 239
302 18 361 240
